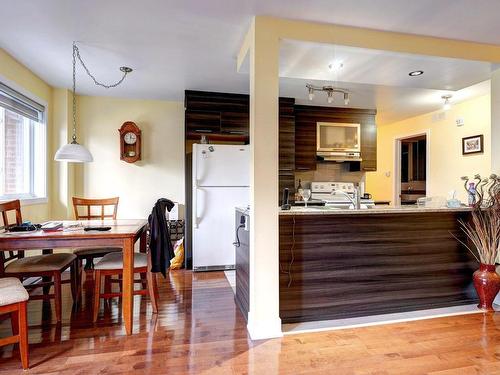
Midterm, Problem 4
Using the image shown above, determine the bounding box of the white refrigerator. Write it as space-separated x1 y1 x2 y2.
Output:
192 144 250 271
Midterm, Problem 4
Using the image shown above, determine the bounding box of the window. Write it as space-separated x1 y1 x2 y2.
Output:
0 82 46 201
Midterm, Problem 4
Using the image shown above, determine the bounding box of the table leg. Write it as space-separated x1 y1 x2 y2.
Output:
122 237 134 335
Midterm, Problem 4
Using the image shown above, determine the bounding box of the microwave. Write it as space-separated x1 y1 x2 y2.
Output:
316 122 362 162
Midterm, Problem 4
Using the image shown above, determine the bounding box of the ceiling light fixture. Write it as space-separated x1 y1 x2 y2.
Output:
55 42 133 163
344 92 350 106
308 86 315 101
306 84 350 105
442 94 452 111
409 70 424 77
328 61 344 71
327 91 334 104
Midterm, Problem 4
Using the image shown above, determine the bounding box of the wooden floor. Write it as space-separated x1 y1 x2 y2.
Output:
1 270 500 374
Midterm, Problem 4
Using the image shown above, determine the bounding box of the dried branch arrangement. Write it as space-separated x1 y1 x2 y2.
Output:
458 174 500 265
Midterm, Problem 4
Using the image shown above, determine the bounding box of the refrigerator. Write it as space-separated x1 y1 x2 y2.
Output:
192 144 250 271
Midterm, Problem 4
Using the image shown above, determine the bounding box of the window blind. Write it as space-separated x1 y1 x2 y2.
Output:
0 82 45 123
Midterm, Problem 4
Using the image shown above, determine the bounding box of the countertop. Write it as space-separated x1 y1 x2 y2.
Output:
279 205 471 215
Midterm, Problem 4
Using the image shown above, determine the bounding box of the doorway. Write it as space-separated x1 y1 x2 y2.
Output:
394 131 430 206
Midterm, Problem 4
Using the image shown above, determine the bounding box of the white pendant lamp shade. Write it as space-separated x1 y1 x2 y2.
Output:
54 42 132 163
54 142 93 163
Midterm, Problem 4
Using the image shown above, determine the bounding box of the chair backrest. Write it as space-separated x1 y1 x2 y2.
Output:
72 197 119 220
0 200 24 275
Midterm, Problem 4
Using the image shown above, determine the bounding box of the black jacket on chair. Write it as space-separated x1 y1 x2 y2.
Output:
148 198 175 277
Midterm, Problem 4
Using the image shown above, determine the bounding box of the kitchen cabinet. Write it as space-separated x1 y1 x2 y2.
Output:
294 105 377 172
360 119 377 171
279 98 296 204
185 90 250 142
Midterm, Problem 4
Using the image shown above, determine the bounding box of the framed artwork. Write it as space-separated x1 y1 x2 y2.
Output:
462 134 484 155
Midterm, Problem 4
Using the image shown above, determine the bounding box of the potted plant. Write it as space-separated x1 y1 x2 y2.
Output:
457 174 500 310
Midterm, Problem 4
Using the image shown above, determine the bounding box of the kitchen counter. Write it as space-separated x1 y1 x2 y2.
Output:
279 207 477 323
279 205 471 215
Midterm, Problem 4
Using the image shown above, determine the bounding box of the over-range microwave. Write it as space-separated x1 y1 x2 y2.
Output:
316 122 362 162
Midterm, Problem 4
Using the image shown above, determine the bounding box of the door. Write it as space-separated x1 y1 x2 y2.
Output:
400 135 427 204
193 144 250 187
192 186 249 270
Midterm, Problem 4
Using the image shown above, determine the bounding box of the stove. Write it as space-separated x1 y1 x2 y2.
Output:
311 181 375 208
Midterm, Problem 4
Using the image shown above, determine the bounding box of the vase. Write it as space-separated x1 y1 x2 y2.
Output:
473 263 500 311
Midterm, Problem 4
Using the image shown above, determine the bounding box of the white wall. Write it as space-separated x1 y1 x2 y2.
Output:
76 95 185 219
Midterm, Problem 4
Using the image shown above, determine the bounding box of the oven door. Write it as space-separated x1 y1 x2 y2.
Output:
317 122 361 153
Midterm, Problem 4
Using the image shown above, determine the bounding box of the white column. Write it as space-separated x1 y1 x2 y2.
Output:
247 19 282 340
492 69 500 174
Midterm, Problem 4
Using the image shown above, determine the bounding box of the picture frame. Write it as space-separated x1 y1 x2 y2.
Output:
462 134 484 155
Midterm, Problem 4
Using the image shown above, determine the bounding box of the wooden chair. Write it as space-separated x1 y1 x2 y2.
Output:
72 197 122 270
92 238 159 322
0 277 29 369
0 200 78 322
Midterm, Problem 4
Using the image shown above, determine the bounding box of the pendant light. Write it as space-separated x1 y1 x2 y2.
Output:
55 42 132 162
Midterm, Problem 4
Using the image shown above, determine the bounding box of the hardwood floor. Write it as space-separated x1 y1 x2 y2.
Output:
1 270 500 374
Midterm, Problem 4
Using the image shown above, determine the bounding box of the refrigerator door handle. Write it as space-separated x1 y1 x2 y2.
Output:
193 186 205 229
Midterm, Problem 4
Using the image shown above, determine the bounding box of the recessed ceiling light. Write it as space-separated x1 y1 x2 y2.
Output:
409 70 424 77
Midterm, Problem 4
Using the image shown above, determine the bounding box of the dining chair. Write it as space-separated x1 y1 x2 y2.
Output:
92 237 159 322
0 277 29 369
72 197 122 271
0 200 77 322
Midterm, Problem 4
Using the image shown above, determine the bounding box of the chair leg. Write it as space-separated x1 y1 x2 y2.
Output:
93 270 102 322
104 275 112 301
42 276 52 295
70 260 80 305
84 257 94 270
10 310 19 336
146 271 159 314
18 302 29 370
53 272 62 322
140 273 147 289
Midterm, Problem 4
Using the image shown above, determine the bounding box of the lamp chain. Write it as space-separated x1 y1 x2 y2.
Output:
71 42 131 144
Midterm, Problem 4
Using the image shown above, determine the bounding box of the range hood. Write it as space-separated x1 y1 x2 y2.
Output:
317 151 363 163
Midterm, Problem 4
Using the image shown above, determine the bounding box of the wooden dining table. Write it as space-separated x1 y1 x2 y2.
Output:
0 219 148 335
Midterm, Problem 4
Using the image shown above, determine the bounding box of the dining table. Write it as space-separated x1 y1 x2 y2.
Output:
0 219 148 335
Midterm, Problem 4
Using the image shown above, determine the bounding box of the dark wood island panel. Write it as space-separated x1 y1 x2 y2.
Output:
279 211 478 323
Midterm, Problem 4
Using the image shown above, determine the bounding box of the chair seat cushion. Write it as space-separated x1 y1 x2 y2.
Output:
0 277 29 306
5 253 77 273
94 252 148 270
73 247 122 257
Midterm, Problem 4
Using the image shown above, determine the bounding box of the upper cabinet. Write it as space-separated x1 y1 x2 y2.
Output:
294 105 377 172
185 90 250 143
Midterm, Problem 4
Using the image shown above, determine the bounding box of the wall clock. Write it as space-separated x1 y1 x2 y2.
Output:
118 121 141 163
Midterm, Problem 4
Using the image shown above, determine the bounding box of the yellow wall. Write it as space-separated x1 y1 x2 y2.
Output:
0 48 52 222
366 95 491 203
76 95 185 219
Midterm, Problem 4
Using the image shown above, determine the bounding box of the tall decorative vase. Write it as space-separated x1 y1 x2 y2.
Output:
473 264 500 311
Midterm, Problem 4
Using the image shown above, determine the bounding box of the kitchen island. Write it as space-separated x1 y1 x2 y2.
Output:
278 206 477 323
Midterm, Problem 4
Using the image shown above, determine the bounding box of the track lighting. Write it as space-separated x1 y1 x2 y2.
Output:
327 91 334 104
308 86 314 101
305 84 350 105
344 92 350 105
442 95 452 111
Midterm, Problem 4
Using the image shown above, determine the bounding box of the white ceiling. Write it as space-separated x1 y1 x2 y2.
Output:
1 0 500 123
279 40 497 91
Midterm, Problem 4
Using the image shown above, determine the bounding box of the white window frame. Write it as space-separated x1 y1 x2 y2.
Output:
0 75 48 205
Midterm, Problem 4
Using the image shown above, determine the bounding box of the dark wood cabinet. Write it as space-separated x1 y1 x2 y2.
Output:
360 119 377 171
294 106 317 171
295 105 377 171
279 98 295 203
185 90 250 142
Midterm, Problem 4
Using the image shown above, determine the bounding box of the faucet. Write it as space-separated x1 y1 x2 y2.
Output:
331 184 362 209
